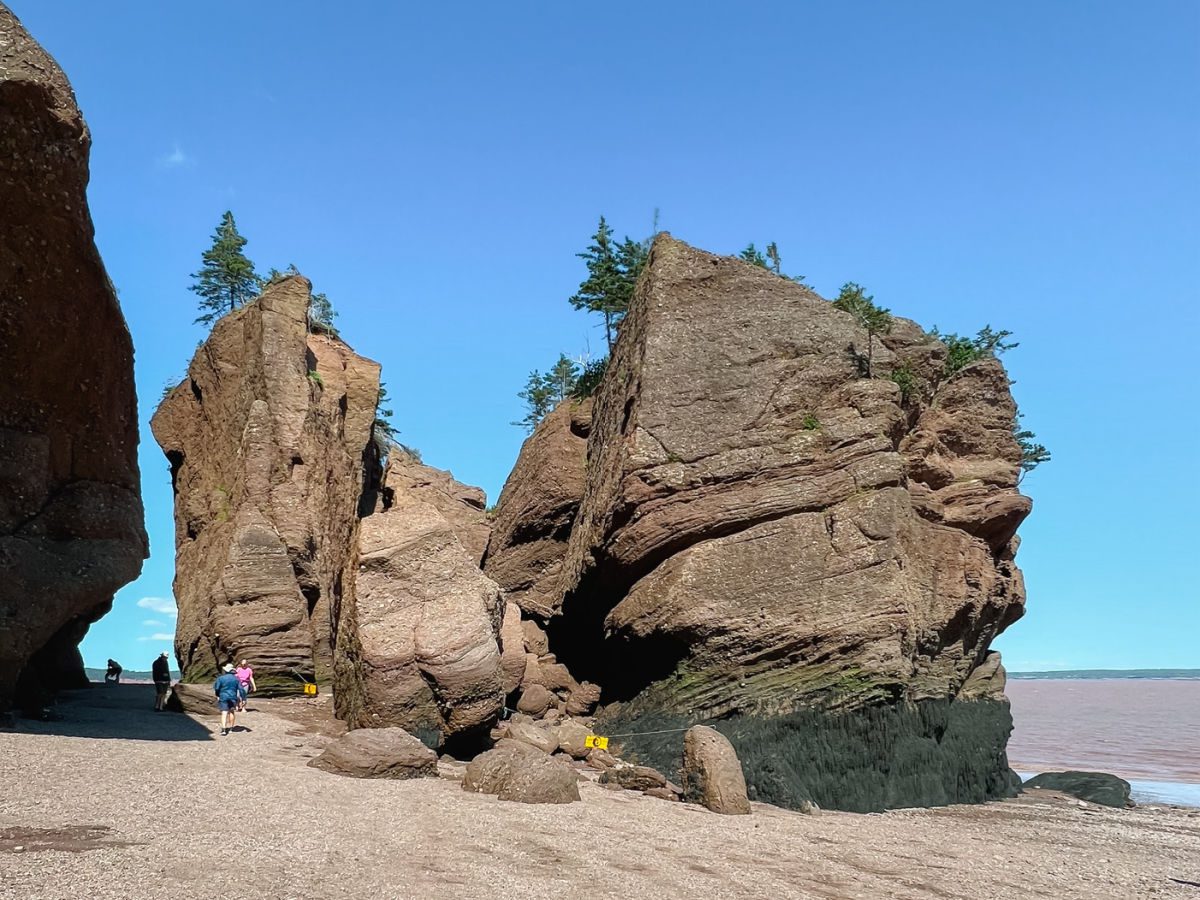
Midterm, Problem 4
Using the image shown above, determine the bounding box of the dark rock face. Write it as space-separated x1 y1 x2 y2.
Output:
491 235 1032 811
307 727 438 780
151 277 379 691
0 8 147 712
1024 771 1133 808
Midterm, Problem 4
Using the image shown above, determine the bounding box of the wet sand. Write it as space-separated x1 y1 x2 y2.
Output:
1008 678 1200 783
1 686 1198 900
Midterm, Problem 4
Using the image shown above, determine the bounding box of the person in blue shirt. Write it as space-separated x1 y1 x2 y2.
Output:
213 663 241 736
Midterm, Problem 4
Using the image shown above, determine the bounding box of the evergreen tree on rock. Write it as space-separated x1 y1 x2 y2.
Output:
833 282 892 378
570 216 648 351
191 211 260 326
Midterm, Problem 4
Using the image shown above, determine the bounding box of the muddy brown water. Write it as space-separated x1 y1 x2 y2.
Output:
1007 678 1200 783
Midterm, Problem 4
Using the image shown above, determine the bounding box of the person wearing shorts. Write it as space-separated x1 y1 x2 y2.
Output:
213 663 241 736
235 659 255 712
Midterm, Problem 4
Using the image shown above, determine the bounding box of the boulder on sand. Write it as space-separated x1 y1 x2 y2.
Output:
167 682 215 716
307 727 438 780
1024 771 1132 808
681 725 751 815
462 742 580 804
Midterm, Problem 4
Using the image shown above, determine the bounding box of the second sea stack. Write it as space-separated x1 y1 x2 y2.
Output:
492 234 1031 812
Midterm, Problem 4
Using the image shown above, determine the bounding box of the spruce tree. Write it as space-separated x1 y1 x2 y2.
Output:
191 211 260 326
513 369 556 433
833 282 892 377
739 243 768 268
570 217 649 351
309 292 337 334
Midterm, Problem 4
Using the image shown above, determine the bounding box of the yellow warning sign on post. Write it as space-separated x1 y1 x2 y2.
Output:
303 683 318 696
584 734 609 750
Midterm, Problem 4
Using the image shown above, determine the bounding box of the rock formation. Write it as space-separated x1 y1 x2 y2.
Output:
307 727 438 780
680 726 751 815
462 741 580 804
332 458 504 746
0 8 147 713
482 398 591 619
151 276 379 690
489 235 1032 811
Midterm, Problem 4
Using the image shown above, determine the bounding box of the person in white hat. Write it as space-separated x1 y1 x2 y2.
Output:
213 663 241 736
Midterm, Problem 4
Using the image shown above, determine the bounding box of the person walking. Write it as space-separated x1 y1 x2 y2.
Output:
152 652 172 711
213 663 241 736
234 659 256 712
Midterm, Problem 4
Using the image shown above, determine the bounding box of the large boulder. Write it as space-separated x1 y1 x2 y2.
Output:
681 725 751 815
462 742 580 804
332 462 504 745
307 727 438 780
0 8 147 713
546 236 1031 812
482 399 591 619
151 276 379 691
1024 771 1133 808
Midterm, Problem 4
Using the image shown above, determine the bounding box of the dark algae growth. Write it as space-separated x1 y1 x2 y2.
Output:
600 698 1020 813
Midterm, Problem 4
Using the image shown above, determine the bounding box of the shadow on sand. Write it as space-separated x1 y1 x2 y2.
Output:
11 684 213 741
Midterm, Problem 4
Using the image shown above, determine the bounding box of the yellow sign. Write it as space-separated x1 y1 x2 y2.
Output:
303 683 318 696
584 734 609 750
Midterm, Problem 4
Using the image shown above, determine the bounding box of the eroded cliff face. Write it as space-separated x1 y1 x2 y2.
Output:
489 235 1031 811
0 8 147 712
482 398 591 619
333 458 504 747
151 277 379 689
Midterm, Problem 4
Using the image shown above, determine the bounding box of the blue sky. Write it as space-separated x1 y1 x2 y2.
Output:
11 1 1197 672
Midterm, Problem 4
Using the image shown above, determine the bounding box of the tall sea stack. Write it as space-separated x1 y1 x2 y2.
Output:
488 235 1031 811
0 7 147 713
151 276 380 689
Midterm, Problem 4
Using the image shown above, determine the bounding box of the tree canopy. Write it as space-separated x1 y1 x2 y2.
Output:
513 354 582 433
191 211 260 326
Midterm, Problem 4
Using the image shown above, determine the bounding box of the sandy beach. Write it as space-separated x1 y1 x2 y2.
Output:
1 686 1198 900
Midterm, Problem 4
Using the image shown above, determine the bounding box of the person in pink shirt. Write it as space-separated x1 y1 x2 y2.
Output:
235 659 256 712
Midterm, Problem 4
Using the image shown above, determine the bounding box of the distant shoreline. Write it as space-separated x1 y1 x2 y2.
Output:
1009 669 1200 680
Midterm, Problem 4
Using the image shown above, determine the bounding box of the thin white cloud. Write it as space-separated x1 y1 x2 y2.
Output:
157 144 193 169
142 619 165 627
136 597 177 617
138 633 175 642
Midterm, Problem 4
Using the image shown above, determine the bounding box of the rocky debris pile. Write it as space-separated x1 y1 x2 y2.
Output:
680 726 750 815
0 7 147 714
462 741 580 804
308 727 438 780
1024 771 1133 809
486 235 1034 812
331 459 505 746
152 277 379 690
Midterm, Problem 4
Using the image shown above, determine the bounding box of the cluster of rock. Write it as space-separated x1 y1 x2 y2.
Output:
0 6 1034 818
149 234 1033 812
0 8 147 714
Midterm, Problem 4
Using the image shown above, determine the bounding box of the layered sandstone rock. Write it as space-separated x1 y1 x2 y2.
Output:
0 8 147 712
497 235 1031 811
482 398 591 619
151 276 379 690
332 460 504 744
384 454 490 566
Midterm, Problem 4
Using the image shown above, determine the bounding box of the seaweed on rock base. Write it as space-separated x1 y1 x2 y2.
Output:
598 697 1020 813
